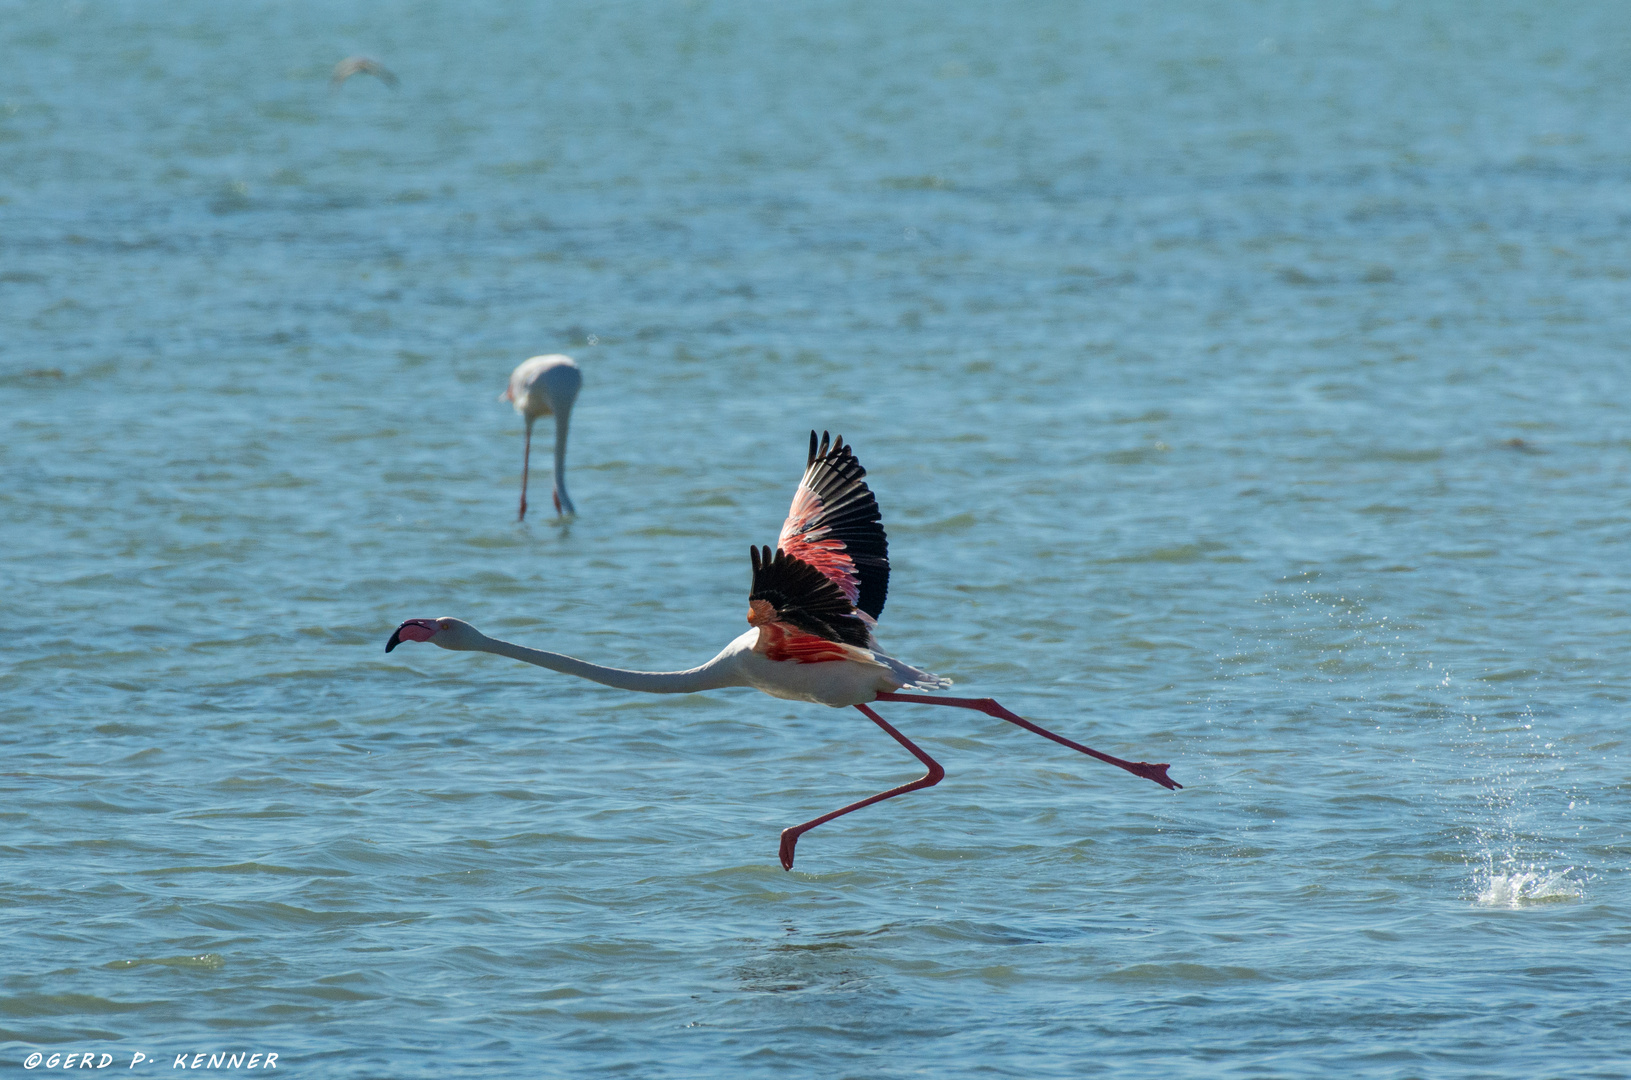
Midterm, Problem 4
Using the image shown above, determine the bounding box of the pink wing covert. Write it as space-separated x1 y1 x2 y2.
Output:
777 431 890 621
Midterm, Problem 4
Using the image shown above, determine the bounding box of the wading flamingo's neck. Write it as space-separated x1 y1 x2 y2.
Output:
476 633 743 695
552 408 574 515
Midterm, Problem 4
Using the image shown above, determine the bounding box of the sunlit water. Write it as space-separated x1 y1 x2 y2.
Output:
4 1 1629 1076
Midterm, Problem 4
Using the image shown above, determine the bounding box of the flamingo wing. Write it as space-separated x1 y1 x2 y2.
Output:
749 545 872 650
777 431 890 620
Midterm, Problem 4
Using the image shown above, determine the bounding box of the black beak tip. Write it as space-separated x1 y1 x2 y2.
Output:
385 629 403 653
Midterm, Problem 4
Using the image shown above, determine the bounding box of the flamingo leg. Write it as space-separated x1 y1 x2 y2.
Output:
518 423 532 522
779 702 944 871
874 693 1181 791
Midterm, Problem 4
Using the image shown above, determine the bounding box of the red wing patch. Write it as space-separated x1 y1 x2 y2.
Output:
755 620 868 665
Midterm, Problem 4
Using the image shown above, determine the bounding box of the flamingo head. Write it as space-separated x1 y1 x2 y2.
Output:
385 617 483 653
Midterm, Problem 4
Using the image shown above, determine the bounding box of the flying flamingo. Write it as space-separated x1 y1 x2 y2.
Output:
502 354 581 520
386 431 1179 869
330 56 399 90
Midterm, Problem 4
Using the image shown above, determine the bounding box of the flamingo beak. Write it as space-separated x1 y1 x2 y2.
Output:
385 619 439 652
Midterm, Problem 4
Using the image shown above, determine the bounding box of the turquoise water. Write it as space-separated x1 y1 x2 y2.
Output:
4 1 1629 1075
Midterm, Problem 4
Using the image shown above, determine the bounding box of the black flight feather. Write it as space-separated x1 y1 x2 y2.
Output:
783 430 890 620
749 546 872 649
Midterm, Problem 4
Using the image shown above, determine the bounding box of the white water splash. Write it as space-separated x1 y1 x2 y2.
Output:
1475 866 1583 908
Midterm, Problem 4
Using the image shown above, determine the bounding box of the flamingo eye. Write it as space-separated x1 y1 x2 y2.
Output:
437 620 451 630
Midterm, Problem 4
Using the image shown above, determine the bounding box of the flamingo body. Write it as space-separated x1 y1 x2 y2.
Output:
387 430 1177 868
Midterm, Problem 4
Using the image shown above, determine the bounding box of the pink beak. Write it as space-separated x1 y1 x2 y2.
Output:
385 619 439 652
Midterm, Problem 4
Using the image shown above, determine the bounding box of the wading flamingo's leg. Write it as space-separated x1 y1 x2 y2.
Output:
875 693 1180 791
779 703 944 871
518 423 533 522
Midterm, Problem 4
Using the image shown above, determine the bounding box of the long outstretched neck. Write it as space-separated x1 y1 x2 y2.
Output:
475 633 741 695
552 410 574 515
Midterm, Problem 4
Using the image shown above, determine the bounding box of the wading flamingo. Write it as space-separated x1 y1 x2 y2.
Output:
502 354 581 520
387 431 1179 869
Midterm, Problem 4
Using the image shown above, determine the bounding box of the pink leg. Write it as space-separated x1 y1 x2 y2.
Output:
875 693 1181 791
779 703 945 871
518 425 532 522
